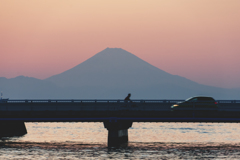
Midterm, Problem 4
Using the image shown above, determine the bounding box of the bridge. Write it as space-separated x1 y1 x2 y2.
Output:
1 99 240 146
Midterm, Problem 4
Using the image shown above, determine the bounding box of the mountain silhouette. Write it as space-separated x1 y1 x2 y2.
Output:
44 48 239 99
46 48 178 87
1 48 239 99
0 76 61 99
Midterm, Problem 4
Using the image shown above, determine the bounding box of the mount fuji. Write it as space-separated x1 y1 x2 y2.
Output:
1 48 239 99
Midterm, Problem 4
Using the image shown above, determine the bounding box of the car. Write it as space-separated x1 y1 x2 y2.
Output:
171 96 218 110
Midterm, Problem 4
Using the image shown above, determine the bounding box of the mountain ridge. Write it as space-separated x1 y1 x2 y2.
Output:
45 48 199 88
1 48 239 99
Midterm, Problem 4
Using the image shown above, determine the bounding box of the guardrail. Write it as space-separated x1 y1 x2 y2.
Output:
1 99 184 103
1 99 240 104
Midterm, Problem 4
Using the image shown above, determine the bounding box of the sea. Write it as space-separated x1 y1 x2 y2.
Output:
1 122 240 159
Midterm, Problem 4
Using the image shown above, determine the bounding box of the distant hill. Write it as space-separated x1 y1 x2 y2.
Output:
45 48 239 99
1 48 239 99
46 48 174 87
0 76 61 99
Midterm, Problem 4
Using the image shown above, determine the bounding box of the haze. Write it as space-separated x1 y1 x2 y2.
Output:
1 0 240 88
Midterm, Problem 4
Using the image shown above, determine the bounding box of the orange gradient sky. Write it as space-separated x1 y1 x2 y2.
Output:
1 0 240 88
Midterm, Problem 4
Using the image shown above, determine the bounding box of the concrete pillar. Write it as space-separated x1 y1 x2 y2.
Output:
0 122 27 138
104 121 132 147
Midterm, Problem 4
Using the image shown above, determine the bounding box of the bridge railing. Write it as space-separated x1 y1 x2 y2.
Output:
1 99 240 112
1 99 240 104
0 99 191 103
217 100 240 103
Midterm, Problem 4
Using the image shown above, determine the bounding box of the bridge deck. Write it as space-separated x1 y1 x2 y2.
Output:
1 99 240 122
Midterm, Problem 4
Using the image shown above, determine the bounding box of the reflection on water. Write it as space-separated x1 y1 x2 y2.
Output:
1 122 240 159
1 141 240 159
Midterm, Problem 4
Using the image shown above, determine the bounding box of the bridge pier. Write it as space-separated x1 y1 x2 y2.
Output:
0 122 27 138
104 121 132 147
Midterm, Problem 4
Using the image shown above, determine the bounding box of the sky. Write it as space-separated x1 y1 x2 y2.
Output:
1 0 240 89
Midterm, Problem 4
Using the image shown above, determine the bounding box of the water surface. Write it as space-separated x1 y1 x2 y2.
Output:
1 122 240 159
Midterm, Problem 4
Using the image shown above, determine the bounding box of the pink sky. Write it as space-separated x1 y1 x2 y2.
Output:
1 0 240 88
